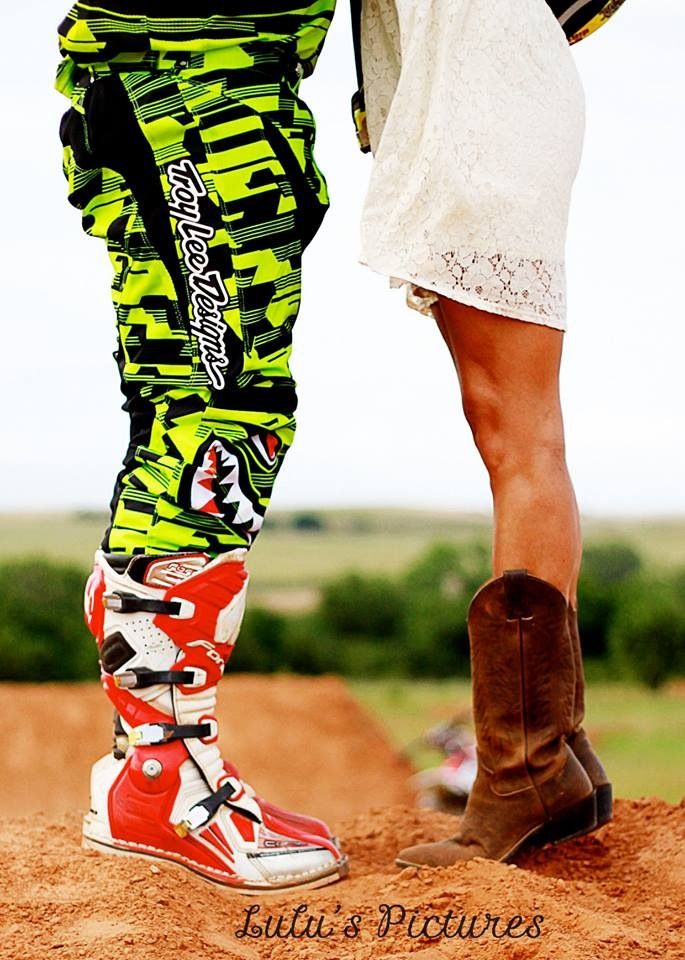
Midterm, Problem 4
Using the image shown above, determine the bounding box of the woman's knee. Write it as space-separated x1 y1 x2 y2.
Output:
461 374 566 478
461 375 504 468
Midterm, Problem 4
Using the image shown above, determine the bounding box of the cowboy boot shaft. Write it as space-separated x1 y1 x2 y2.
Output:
468 572 576 793
397 571 595 868
568 605 586 730
566 606 612 822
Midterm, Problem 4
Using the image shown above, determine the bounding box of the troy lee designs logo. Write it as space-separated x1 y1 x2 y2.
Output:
167 158 229 390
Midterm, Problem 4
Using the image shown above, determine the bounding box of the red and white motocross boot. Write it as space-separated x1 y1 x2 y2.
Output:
82 550 347 892
109 721 336 845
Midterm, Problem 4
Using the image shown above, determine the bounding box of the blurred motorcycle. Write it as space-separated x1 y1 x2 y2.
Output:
404 717 478 814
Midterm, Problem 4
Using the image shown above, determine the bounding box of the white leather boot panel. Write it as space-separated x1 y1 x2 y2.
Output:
85 753 122 840
168 758 213 825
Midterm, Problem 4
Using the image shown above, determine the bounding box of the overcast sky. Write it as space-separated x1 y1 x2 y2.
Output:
0 1 683 516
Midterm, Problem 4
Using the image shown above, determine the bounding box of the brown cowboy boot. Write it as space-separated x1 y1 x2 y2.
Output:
397 571 597 867
567 606 613 826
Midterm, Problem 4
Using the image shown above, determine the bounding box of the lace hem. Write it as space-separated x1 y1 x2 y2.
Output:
363 249 568 331
435 249 566 323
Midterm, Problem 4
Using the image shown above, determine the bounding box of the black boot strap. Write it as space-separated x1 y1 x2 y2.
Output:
103 591 183 616
128 721 212 746
174 779 261 836
114 668 198 690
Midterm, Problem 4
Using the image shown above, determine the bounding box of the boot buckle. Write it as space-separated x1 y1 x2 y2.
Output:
172 776 248 838
127 720 213 746
113 671 139 690
128 723 169 746
173 805 211 838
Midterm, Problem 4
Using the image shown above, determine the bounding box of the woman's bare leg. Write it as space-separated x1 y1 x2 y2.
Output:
435 296 581 601
395 297 604 870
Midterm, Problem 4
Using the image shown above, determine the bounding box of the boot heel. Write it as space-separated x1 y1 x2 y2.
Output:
543 792 597 846
595 783 613 826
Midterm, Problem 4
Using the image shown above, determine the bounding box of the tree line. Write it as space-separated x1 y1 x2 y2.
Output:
0 541 683 687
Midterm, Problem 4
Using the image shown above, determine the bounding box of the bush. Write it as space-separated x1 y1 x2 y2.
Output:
313 543 491 679
291 512 325 532
282 613 341 675
609 574 685 688
230 608 342 675
581 542 643 584
399 542 489 677
400 591 471 678
320 573 405 640
577 542 643 658
404 541 490 599
0 558 96 681
228 607 287 673
0 542 683 686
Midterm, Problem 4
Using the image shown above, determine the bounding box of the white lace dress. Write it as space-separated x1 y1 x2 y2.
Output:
359 0 586 329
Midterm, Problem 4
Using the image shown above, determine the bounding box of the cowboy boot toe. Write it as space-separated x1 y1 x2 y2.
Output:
396 837 486 869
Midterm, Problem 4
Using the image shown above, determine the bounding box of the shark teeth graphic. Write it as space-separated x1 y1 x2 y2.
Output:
190 440 264 536
192 443 222 516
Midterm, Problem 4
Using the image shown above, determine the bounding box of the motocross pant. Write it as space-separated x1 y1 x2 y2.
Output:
59 46 329 556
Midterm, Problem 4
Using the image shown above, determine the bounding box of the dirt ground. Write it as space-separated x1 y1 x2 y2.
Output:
0 677 414 822
1 679 683 960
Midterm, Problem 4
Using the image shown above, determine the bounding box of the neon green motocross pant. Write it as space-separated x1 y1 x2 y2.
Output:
57 5 334 555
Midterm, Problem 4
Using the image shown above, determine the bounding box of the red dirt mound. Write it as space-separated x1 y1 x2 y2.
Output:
1 801 683 960
0 679 683 959
0 677 414 822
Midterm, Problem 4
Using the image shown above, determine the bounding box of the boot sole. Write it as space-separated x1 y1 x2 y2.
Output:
82 833 349 895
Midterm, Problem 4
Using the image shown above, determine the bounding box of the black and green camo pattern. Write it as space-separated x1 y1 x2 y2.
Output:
58 2 335 71
58 6 335 556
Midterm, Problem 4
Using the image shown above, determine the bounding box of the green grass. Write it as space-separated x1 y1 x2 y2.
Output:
2 511 682 800
2 508 683 610
350 678 685 804
1 509 684 589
